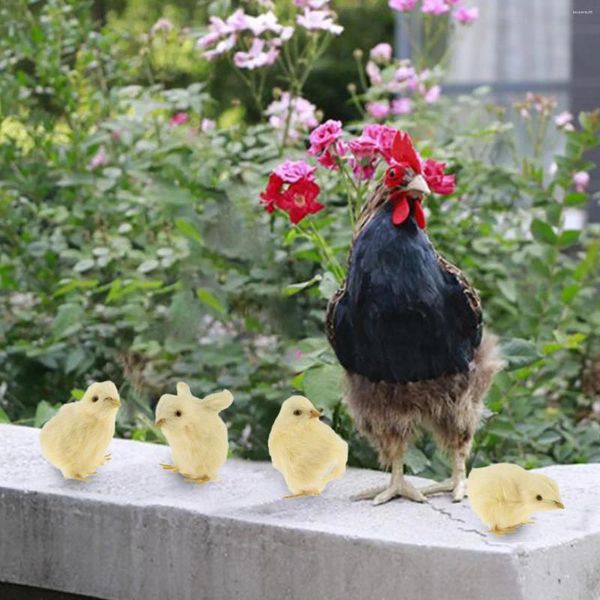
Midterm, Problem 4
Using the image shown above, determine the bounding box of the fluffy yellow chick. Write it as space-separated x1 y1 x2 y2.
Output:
268 395 348 499
467 463 565 535
40 381 120 481
155 382 233 484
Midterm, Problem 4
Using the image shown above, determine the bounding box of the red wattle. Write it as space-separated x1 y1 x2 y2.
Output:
413 200 426 229
391 197 410 225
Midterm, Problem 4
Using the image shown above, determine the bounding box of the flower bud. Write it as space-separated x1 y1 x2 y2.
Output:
353 48 363 60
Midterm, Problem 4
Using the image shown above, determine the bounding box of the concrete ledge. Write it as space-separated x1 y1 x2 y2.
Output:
1 424 599 600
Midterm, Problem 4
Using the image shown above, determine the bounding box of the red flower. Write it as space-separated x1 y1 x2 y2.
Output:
259 172 323 224
422 159 456 195
259 173 284 213
280 178 323 224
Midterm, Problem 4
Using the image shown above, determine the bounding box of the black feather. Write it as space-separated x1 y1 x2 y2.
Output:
332 203 480 383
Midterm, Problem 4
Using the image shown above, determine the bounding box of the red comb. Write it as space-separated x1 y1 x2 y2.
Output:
391 131 421 174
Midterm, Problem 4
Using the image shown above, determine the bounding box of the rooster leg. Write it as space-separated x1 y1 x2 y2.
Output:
351 449 426 504
419 445 468 502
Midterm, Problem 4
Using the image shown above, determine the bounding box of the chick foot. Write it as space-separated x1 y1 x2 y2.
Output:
284 489 321 499
102 452 112 465
160 463 178 473
184 475 210 485
352 477 426 504
420 476 467 502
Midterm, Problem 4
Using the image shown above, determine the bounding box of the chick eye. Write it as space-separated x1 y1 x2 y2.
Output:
175 410 182 417
536 494 543 501
92 396 98 403
293 409 302 416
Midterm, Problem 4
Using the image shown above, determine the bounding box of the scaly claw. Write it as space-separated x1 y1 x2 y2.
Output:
373 477 426 505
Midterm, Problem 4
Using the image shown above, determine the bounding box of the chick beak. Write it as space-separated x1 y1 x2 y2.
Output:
554 500 565 509
405 174 430 196
155 418 166 428
106 397 121 408
309 409 322 419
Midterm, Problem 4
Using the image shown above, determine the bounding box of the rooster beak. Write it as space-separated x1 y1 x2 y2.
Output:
406 174 430 196
309 409 321 419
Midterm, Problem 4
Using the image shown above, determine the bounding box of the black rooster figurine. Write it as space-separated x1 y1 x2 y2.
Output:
326 131 503 504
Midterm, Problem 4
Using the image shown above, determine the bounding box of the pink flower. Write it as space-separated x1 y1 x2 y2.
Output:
317 141 347 170
169 112 189 127
308 119 343 155
349 136 379 160
422 159 455 195
88 146 107 170
370 42 393 64
388 0 418 11
555 111 574 128
573 171 590 193
297 9 343 35
391 98 412 114
351 158 377 181
366 61 383 85
424 84 441 103
445 0 461 4
367 101 390 120
453 6 479 24
274 159 317 183
151 18 174 34
266 93 319 141
233 39 278 69
247 11 291 37
201 118 216 133
394 65 416 83
362 124 397 162
201 34 236 60
421 0 449 15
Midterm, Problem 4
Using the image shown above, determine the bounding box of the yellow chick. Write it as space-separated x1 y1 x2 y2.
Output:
268 395 348 499
155 382 233 484
40 381 121 481
467 463 565 535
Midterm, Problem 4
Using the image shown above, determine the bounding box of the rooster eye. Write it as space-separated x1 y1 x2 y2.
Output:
536 494 542 501
175 410 182 417
389 168 396 177
293 409 302 416
92 396 98 403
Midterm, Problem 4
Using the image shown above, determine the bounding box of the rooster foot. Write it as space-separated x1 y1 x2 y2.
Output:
419 476 467 502
352 477 426 505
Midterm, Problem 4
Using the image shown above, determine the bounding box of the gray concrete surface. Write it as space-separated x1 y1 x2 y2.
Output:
0 424 599 600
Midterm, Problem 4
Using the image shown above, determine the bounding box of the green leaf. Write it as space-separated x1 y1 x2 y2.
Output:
303 364 344 409
530 219 557 244
558 230 580 247
52 303 84 339
404 446 430 474
34 401 60 428
70 389 85 401
65 348 86 374
497 280 517 303
196 288 226 315
175 218 203 243
561 283 581 304
73 258 95 273
501 338 540 369
318 271 339 299
0 406 9 424
283 275 321 296
138 259 159 273
564 192 587 206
